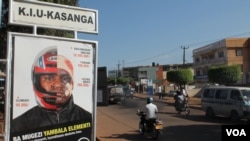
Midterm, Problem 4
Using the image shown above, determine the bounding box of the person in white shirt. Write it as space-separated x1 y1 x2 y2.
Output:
174 89 188 111
181 87 188 97
158 86 163 99
145 97 158 128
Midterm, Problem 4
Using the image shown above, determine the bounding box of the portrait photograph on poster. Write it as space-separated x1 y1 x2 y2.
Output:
8 33 97 141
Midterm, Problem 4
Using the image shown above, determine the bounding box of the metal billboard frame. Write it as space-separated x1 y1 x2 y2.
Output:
5 1 99 140
4 32 98 141
9 0 98 35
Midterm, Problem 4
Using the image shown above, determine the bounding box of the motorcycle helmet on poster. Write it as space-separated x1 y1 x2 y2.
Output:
32 48 74 110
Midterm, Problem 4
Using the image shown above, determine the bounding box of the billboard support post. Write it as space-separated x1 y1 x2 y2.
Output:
4 1 99 141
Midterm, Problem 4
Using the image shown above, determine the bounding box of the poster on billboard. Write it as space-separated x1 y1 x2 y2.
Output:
8 33 97 141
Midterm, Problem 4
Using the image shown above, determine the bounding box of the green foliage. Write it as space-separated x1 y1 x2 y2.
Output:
118 77 129 85
107 77 129 86
167 69 193 86
208 65 241 85
107 77 116 85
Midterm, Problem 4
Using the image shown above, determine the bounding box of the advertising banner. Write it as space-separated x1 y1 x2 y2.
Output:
147 79 153 96
8 33 97 141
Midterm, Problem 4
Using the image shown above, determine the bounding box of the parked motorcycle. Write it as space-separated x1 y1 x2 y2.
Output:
175 97 190 116
136 109 163 139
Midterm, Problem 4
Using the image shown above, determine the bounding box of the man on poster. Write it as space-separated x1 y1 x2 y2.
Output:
12 48 92 138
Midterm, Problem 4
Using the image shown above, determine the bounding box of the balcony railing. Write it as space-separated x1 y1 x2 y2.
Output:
194 57 227 66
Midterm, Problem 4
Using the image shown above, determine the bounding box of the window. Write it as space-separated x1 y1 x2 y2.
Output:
241 89 250 98
235 49 242 56
195 57 200 63
215 89 229 99
203 89 215 98
196 70 201 76
202 57 207 62
230 90 242 101
218 51 224 58
209 54 215 60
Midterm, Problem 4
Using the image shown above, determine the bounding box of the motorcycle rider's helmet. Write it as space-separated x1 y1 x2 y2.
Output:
32 48 74 110
147 97 153 104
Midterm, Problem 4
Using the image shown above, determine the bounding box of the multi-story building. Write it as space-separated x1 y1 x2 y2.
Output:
108 70 118 78
193 38 250 86
122 66 138 81
108 38 250 89
161 63 193 72
108 62 194 93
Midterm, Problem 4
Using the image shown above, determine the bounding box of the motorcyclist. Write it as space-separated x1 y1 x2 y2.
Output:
174 90 186 111
145 97 158 128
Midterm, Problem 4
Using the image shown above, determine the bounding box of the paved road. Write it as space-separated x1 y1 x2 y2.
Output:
96 93 205 141
96 93 249 141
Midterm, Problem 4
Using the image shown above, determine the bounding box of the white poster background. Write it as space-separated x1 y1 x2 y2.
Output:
13 36 94 119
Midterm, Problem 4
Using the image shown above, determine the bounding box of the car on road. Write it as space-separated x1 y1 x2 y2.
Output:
108 86 124 104
123 87 134 99
167 90 177 97
201 86 250 122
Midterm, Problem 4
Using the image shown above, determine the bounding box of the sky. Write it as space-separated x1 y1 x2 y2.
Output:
77 0 250 71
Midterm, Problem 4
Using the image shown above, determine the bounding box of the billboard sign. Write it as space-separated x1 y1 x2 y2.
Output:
7 32 97 141
9 0 98 34
147 79 153 96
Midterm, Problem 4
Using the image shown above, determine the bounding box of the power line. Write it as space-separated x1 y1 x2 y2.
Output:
122 31 250 67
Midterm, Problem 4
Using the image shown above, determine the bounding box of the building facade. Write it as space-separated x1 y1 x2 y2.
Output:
193 38 250 86
123 66 138 81
108 62 194 93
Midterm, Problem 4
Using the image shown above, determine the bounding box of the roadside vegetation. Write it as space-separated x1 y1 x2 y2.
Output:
167 68 194 88
208 65 241 86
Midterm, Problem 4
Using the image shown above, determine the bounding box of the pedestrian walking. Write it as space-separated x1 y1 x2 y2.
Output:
158 86 163 99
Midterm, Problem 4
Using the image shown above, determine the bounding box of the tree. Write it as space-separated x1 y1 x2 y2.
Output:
0 0 79 59
167 69 193 88
107 77 129 86
208 65 241 86
107 77 116 86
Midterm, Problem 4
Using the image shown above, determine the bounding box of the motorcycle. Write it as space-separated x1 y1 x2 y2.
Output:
136 109 163 139
175 97 190 116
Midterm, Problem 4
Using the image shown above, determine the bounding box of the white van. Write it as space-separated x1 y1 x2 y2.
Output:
201 86 250 122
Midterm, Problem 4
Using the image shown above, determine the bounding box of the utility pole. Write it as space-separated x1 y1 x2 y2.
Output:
117 60 121 78
181 46 189 68
122 60 124 78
